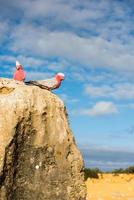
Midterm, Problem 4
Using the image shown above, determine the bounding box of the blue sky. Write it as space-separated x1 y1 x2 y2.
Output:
1 0 134 171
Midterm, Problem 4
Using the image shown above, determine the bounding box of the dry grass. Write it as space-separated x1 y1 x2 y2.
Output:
86 173 134 200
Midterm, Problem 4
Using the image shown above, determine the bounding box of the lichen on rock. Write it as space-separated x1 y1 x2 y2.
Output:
0 79 87 200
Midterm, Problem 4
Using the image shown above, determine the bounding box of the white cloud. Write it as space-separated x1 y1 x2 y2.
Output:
16 0 109 25
8 22 134 73
85 85 112 98
80 101 118 116
0 21 9 43
26 71 53 80
16 55 47 68
1 0 134 76
47 59 68 72
0 0 133 76
85 83 134 100
113 83 134 99
16 0 131 36
73 70 131 84
128 103 134 109
0 55 46 67
0 53 69 80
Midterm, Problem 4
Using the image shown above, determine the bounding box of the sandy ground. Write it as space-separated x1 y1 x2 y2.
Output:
86 173 134 200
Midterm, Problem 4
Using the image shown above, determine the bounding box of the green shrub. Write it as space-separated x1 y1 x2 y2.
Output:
112 168 124 174
111 166 134 174
125 166 134 173
84 168 101 180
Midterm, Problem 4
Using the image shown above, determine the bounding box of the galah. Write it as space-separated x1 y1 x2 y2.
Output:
14 60 26 81
25 73 65 90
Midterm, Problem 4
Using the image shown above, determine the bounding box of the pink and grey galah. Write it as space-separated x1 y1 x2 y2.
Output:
25 73 65 90
14 60 26 81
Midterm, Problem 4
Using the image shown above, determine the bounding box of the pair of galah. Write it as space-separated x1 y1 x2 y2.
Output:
14 61 65 90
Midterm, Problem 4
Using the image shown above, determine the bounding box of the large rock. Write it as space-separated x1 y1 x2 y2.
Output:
0 79 86 200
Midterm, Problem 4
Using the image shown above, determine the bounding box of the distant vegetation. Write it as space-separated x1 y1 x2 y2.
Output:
84 168 102 180
84 166 134 180
112 166 134 174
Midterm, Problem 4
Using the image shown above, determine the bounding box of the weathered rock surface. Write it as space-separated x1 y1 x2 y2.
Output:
0 79 86 200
